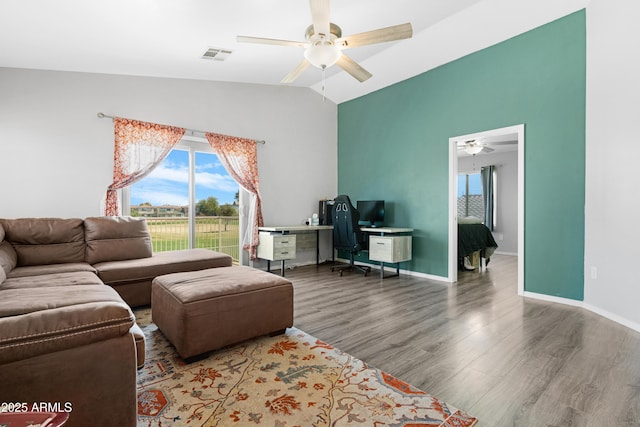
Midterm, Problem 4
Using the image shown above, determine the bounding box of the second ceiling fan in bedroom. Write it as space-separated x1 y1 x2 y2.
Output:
460 140 495 156
237 0 412 84
458 138 519 156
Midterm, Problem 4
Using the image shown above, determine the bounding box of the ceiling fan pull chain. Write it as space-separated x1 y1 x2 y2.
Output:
321 65 327 101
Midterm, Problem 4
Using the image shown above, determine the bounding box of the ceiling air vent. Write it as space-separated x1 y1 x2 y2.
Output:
202 47 233 61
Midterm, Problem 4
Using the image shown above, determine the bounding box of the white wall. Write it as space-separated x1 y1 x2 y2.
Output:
458 150 518 254
0 68 338 262
585 0 640 329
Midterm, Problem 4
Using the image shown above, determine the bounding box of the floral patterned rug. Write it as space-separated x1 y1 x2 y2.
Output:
135 308 477 426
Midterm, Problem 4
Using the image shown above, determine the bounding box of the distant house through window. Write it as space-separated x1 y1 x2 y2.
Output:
123 137 240 261
457 172 483 219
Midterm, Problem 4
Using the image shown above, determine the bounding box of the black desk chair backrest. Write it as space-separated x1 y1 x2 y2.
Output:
331 195 370 276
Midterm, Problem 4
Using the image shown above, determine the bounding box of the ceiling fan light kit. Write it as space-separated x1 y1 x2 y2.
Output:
236 0 412 84
464 144 484 155
303 23 342 69
304 42 341 69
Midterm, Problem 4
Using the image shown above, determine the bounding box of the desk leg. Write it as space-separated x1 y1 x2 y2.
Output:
316 229 320 266
379 262 401 279
266 260 285 276
331 230 335 264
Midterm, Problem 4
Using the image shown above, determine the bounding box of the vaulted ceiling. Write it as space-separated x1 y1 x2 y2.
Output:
0 0 589 103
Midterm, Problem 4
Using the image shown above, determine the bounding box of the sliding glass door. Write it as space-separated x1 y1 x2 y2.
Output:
125 139 240 261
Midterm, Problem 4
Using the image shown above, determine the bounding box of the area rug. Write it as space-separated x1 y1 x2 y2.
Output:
135 308 477 426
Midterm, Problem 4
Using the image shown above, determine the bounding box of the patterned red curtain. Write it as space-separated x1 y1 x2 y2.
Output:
105 118 185 216
205 132 264 260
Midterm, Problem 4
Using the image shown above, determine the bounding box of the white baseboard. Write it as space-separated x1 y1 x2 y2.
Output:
522 291 583 307
523 291 640 333
334 258 449 283
397 268 449 283
257 255 449 283
582 302 640 333
260 258 640 334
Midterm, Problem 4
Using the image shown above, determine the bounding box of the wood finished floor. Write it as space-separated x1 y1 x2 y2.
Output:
286 255 640 427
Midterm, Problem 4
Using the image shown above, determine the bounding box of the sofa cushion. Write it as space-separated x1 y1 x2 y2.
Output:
94 249 232 285
0 271 104 290
7 262 96 279
84 216 152 265
1 218 85 266
0 285 134 364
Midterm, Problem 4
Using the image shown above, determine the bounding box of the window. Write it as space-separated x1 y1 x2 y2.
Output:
124 138 240 261
457 172 483 219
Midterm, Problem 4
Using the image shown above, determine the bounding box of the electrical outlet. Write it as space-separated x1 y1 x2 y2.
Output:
591 266 597 280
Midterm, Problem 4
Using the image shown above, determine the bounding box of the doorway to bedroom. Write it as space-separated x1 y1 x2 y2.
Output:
448 124 525 295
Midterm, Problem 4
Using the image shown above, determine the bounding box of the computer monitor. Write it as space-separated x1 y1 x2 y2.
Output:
357 200 385 227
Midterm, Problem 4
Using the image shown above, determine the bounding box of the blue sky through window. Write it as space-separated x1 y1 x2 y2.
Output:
130 150 238 206
457 173 482 197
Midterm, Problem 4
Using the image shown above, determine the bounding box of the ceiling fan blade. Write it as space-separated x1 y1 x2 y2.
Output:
237 35 307 48
488 140 518 146
482 146 495 153
336 54 372 82
309 0 330 37
281 59 311 84
336 23 413 49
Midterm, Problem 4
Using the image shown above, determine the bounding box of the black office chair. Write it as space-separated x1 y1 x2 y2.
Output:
330 195 371 276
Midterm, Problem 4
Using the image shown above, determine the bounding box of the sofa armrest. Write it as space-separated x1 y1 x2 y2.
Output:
0 285 134 365
0 241 17 284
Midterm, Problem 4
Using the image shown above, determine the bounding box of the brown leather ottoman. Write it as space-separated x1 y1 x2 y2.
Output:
151 266 293 360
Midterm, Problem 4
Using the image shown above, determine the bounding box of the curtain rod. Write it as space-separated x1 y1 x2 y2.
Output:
97 112 265 144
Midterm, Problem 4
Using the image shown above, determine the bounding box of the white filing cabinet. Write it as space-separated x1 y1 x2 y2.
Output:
361 227 414 278
257 232 296 276
257 232 296 261
368 235 412 263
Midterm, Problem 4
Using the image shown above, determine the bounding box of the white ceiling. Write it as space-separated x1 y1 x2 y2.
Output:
0 0 589 104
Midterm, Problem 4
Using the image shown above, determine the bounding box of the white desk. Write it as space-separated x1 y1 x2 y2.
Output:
361 227 413 278
258 225 333 276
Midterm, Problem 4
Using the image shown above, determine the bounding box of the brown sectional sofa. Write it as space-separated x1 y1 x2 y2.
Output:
0 216 232 427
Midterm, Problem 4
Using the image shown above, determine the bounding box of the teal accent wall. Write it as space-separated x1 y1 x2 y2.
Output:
337 10 586 300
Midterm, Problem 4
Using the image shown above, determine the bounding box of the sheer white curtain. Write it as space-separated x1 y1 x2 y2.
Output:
105 117 185 216
205 132 264 260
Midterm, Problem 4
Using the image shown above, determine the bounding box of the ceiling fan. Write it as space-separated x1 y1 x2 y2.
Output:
458 140 495 155
237 0 412 84
458 138 519 155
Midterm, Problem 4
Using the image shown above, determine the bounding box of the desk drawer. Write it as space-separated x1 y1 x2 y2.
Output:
272 235 296 249
369 236 412 263
270 246 296 261
257 233 296 261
